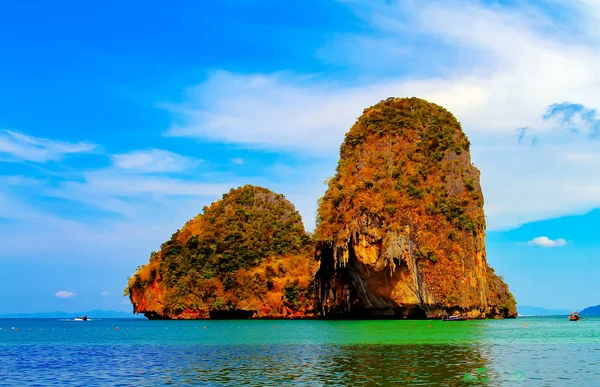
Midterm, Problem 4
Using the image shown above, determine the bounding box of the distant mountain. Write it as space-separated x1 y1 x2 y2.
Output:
0 310 145 318
580 305 600 315
518 306 570 316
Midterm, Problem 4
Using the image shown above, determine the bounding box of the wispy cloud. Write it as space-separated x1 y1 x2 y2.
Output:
543 103 600 136
231 158 244 165
0 132 252 261
163 71 363 154
0 132 245 261
2 175 43 186
3 0 600 269
160 0 600 231
100 291 110 296
163 2 600 149
112 149 200 173
55 290 77 298
49 170 236 217
527 236 567 248
0 129 95 162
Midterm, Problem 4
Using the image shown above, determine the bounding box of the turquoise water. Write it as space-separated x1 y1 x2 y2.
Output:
1 316 599 386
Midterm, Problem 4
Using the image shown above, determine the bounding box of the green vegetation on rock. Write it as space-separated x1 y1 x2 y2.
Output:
126 185 316 319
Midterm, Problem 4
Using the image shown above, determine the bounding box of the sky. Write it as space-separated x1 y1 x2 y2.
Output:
1 0 599 314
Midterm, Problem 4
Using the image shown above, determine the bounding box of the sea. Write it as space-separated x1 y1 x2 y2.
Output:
1 316 599 386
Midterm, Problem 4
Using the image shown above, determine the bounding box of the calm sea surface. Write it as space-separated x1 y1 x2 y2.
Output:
1 316 599 386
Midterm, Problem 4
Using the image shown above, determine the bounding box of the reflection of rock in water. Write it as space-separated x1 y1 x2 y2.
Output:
315 345 490 385
172 343 491 385
170 321 492 385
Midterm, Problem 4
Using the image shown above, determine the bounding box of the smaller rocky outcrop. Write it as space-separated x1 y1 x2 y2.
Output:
125 185 317 319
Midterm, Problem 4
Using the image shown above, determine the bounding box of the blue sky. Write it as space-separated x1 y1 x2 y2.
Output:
1 0 600 314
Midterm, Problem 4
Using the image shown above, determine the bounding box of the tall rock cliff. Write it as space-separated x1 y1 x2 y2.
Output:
314 97 516 319
126 185 317 319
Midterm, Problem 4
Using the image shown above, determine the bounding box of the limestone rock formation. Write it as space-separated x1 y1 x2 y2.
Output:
126 185 317 319
314 97 516 319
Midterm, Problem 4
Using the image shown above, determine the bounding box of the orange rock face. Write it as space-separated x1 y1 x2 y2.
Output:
125 185 317 320
314 97 516 319
126 98 516 320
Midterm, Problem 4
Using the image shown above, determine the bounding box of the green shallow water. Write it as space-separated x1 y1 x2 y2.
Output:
1 316 599 386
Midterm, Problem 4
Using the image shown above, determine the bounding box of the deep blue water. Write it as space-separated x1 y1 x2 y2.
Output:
1 316 599 386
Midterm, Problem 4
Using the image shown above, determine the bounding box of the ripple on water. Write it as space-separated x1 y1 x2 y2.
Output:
1 317 600 386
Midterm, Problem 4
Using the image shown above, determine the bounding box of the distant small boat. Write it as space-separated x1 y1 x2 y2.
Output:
569 312 580 321
74 315 89 321
442 315 470 321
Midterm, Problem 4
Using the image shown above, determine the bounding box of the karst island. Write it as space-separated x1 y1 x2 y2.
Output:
125 97 517 320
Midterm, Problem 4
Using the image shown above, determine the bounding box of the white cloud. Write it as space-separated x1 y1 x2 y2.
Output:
55 290 77 298
160 0 600 231
0 140 242 262
231 158 244 165
527 236 567 248
0 130 95 162
163 2 600 148
0 190 218 262
112 149 200 173
163 71 367 154
0 191 83 228
3 0 600 270
2 175 43 186
100 291 110 296
47 170 235 219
